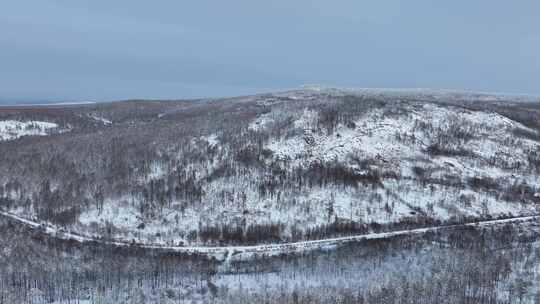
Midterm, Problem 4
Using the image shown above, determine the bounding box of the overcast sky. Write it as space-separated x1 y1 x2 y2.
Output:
1 1 539 103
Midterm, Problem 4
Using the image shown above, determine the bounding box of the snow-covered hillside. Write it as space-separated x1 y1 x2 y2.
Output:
264 102 537 176
0 120 62 141
1 88 540 246
73 93 540 245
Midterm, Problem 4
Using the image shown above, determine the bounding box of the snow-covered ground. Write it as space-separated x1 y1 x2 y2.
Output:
2 88 540 248
40 98 539 246
88 114 112 125
1 209 539 262
264 102 537 170
0 120 63 141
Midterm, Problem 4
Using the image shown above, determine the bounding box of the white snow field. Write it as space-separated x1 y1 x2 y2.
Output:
0 120 62 141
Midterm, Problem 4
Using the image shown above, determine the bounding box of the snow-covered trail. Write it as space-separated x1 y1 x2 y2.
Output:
1 210 539 260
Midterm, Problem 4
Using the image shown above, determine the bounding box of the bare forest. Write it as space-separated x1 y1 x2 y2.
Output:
2 88 540 303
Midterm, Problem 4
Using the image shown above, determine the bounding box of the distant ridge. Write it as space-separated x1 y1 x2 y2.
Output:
1 86 540 107
0 101 96 107
295 85 540 103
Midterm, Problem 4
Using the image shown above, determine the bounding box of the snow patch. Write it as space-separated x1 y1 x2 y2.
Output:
0 120 63 141
88 114 112 125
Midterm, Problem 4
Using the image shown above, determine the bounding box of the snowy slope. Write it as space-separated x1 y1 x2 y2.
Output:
67 94 540 245
264 102 538 176
0 120 62 141
2 88 540 247
1 209 538 262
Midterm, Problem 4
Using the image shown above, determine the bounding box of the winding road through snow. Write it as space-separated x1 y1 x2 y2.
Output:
1 210 539 260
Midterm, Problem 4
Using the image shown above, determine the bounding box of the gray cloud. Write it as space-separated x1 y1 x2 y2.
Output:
1 0 539 102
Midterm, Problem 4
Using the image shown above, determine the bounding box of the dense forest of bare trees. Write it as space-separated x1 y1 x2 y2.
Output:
1 90 540 246
2 215 540 303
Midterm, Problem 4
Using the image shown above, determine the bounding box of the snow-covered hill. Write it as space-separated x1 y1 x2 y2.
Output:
1 88 540 246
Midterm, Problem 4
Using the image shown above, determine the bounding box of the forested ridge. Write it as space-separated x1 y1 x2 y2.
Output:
1 89 540 246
